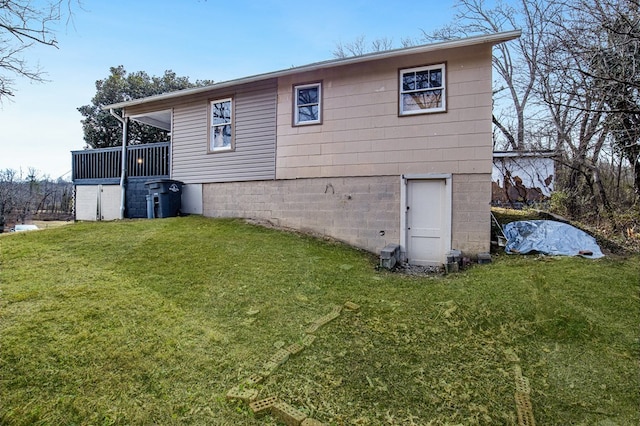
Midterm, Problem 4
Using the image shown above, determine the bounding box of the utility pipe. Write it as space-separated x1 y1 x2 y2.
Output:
109 109 128 220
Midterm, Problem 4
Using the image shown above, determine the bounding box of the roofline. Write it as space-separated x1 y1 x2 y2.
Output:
103 30 521 111
493 150 558 158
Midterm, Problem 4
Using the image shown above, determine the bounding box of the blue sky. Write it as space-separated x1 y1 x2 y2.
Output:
1 0 458 179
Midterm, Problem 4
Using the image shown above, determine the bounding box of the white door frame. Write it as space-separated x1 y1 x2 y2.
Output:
400 174 453 264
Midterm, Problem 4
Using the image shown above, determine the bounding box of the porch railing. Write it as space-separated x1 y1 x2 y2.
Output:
72 142 170 182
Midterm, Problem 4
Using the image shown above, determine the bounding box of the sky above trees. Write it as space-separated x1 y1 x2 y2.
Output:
0 0 456 179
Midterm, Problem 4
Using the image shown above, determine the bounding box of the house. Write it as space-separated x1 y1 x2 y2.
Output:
73 30 521 266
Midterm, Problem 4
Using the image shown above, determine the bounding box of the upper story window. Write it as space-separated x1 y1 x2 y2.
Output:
399 64 446 115
209 98 233 152
294 82 322 125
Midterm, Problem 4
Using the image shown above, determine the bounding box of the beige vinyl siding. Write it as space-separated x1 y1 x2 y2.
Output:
276 45 493 180
125 79 277 184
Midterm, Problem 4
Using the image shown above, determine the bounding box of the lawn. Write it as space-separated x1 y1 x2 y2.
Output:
0 217 638 425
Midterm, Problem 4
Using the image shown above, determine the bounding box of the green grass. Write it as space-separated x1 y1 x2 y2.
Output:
0 217 638 425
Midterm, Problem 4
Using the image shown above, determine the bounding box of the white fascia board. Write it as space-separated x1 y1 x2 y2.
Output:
103 30 521 111
493 150 557 158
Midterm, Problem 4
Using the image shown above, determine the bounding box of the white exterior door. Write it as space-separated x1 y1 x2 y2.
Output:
405 178 451 266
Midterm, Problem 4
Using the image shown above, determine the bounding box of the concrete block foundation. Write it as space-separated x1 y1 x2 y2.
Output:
202 174 491 260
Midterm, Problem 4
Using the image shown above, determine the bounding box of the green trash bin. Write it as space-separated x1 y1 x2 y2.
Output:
146 179 183 218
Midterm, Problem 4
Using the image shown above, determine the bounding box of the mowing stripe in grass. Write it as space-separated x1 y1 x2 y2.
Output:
1 217 638 425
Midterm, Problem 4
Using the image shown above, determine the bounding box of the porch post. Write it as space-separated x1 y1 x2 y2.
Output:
109 109 128 220
119 117 129 220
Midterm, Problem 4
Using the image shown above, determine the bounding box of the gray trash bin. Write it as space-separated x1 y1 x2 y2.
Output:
145 179 183 218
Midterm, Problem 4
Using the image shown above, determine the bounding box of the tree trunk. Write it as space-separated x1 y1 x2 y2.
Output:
634 158 640 197
591 165 617 230
566 163 584 218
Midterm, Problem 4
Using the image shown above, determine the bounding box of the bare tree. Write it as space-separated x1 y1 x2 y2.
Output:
424 0 562 151
0 0 76 100
0 168 72 230
585 0 640 196
370 36 394 53
333 35 396 58
535 26 610 219
0 168 17 229
539 0 640 221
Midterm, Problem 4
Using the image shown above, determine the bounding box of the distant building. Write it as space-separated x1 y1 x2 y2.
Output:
492 151 556 207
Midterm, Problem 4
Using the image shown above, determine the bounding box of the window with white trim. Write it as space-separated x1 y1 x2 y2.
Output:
209 98 233 152
294 82 322 125
400 64 446 115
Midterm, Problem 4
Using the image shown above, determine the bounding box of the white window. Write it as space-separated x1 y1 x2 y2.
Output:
400 64 446 115
209 98 233 152
294 82 322 125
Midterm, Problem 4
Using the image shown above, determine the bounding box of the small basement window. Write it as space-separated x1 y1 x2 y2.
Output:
399 64 446 115
293 82 322 125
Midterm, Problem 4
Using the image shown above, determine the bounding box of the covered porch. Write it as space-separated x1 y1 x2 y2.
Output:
72 142 171 183
71 142 172 220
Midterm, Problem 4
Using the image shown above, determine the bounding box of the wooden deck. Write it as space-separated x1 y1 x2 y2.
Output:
72 142 170 183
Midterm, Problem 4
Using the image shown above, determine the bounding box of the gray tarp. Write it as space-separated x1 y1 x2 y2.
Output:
504 220 604 258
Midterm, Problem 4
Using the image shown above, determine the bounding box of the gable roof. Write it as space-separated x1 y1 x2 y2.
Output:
104 30 521 112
